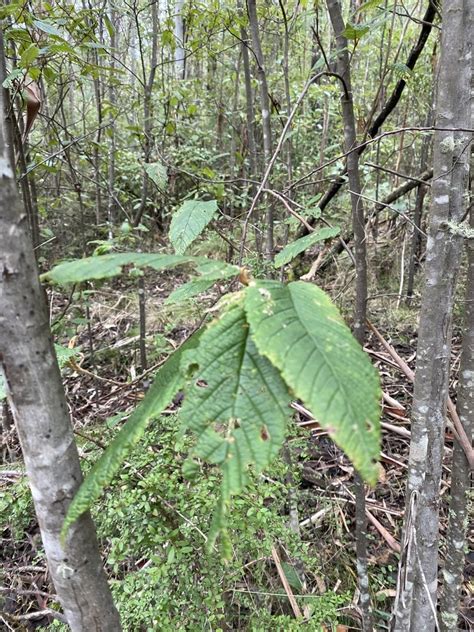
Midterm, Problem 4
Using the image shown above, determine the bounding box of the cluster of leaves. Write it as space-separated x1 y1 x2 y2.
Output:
43 252 380 555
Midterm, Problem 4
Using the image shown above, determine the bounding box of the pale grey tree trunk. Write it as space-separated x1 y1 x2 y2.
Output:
439 178 473 630
174 0 185 79
326 3 372 630
392 2 472 630
0 35 122 632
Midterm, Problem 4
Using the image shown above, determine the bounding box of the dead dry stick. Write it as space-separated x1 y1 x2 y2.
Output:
300 245 329 281
365 510 401 553
381 421 411 439
299 507 331 529
383 391 405 411
367 320 474 470
271 545 303 619
262 188 314 233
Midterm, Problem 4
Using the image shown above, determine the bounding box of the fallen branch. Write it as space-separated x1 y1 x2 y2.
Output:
271 545 303 619
367 320 474 470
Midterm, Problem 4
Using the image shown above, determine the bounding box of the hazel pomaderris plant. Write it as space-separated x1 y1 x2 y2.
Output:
42 252 381 554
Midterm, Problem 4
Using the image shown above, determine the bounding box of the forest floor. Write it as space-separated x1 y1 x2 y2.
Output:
1 267 472 631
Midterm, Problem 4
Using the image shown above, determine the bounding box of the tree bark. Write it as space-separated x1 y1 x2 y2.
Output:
0 34 122 632
392 2 472 630
406 106 433 306
174 0 186 79
247 0 274 261
326 2 372 630
240 23 258 187
133 0 158 228
326 0 367 347
439 175 473 631
107 3 118 229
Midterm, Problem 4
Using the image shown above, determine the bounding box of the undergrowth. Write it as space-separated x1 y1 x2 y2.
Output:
2 413 352 631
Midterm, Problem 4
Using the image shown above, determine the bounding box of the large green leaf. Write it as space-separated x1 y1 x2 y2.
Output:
166 258 239 304
61 333 200 541
165 278 216 304
274 226 340 268
169 199 218 254
41 252 237 285
20 44 40 67
245 281 380 483
144 161 167 191
33 19 64 37
342 22 370 40
194 259 238 280
54 343 79 369
179 300 292 547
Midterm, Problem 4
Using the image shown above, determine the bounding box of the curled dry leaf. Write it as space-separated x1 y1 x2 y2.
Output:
22 78 42 141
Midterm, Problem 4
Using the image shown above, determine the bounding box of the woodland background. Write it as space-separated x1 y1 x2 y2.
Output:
0 1 472 631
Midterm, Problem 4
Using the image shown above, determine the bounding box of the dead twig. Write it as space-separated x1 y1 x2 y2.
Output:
367 320 474 469
271 545 303 619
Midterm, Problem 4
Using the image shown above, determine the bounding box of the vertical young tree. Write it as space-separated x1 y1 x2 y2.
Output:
0 34 122 631
174 0 186 79
107 2 119 229
326 2 372 629
392 1 472 629
247 0 274 261
133 0 159 228
439 200 473 630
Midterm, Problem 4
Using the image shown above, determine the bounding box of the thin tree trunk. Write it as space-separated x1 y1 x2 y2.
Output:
392 2 472 629
406 106 433 306
85 0 104 225
240 24 258 186
278 0 293 189
12 113 40 252
138 276 147 372
0 34 121 631
174 0 185 79
107 4 118 230
133 0 158 228
228 51 242 182
439 200 473 631
296 0 438 241
92 62 103 225
278 0 293 272
240 15 261 255
326 0 367 350
326 3 372 630
247 0 274 261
